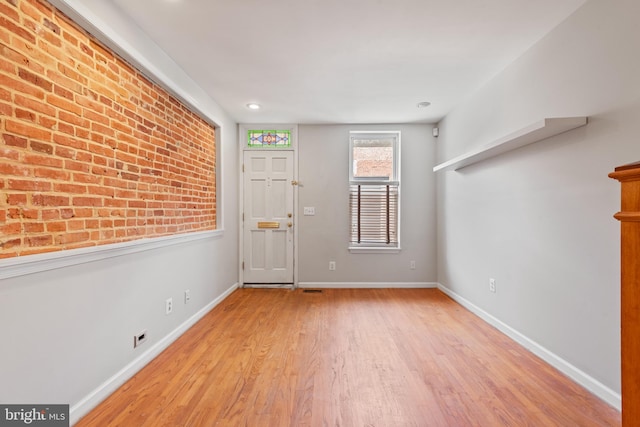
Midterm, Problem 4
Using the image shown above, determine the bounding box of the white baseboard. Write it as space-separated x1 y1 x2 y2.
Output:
298 282 437 289
437 283 621 411
69 282 239 425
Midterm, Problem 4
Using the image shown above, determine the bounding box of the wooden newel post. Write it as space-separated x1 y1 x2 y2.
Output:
610 161 640 425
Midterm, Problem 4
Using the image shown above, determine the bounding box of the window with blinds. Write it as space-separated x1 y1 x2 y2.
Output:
348 131 400 250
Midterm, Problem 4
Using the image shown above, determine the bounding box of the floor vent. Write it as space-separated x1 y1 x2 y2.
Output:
303 289 323 293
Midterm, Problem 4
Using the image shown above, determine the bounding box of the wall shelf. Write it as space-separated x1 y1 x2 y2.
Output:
433 117 588 172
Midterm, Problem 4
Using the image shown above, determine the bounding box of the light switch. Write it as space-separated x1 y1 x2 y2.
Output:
303 207 315 216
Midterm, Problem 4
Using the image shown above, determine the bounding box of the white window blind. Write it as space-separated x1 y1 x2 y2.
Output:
349 182 399 246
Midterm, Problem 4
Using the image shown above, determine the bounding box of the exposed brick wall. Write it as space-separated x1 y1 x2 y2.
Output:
0 0 216 259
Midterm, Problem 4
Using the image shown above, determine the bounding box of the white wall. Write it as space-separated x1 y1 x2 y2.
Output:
0 1 239 423
436 0 640 405
0 233 237 403
298 124 436 286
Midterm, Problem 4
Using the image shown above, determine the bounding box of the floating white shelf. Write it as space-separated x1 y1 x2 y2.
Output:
433 117 588 172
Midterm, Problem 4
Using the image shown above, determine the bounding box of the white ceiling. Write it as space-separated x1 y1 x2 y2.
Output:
108 0 586 125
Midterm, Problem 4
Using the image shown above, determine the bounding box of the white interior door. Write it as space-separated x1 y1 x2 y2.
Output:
243 151 294 284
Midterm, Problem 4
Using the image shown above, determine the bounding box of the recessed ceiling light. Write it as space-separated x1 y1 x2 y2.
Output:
417 101 431 108
246 103 261 110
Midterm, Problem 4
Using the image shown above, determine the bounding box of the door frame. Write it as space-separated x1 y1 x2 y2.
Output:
238 124 299 288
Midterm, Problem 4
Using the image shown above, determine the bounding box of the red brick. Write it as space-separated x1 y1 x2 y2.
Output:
0 222 21 234
0 146 21 160
0 16 35 44
91 165 117 177
38 26 62 49
6 194 27 205
54 83 75 99
8 179 52 191
5 119 52 141
32 194 70 206
0 163 30 176
43 18 60 35
56 231 90 245
53 133 87 150
54 146 76 159
72 208 93 218
57 122 75 136
23 153 63 168
128 200 146 208
1 238 22 250
64 160 90 173
104 198 127 208
67 219 85 230
53 183 86 194
103 177 130 189
0 101 11 116
38 116 56 129
46 93 82 115
87 142 113 157
72 196 102 207
18 67 52 92
30 141 53 154
46 221 66 232
91 121 115 137
72 172 100 184
15 108 36 122
0 3 20 22
41 209 60 220
24 222 44 233
14 95 54 118
49 66 85 92
26 235 53 247
84 219 99 229
87 185 114 197
19 0 43 22
7 208 20 219
76 127 90 140
34 167 69 181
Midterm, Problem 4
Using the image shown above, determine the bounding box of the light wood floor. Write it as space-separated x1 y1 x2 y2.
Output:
77 288 620 426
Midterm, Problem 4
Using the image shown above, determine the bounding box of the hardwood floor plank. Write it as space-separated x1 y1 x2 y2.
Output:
76 289 620 426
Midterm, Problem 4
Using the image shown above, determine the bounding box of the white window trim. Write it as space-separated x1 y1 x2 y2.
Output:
348 131 401 253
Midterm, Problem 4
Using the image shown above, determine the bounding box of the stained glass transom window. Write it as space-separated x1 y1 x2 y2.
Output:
248 130 291 148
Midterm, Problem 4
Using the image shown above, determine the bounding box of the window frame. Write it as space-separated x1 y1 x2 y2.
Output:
348 131 401 254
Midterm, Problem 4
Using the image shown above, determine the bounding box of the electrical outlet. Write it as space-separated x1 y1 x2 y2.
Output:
134 330 147 348
165 297 173 314
303 207 315 216
329 261 336 271
410 260 416 270
489 278 496 293
184 290 191 304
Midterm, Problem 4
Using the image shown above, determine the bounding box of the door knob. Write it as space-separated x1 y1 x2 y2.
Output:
288 213 292 218
287 222 293 228
291 180 298 186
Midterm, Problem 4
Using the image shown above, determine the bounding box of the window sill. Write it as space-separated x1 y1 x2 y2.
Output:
348 246 401 254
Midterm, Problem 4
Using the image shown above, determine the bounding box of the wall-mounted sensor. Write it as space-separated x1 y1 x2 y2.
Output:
432 127 439 138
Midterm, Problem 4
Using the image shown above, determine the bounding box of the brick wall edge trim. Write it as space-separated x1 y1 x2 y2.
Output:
0 229 223 281
47 0 225 129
